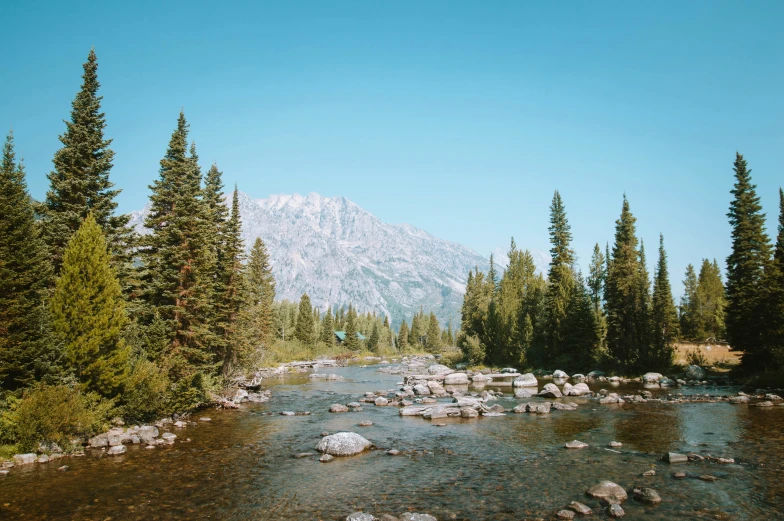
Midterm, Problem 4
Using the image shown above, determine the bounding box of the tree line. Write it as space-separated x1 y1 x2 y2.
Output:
459 157 784 375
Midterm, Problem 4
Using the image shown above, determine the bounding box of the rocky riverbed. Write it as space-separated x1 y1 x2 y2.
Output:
1 359 782 520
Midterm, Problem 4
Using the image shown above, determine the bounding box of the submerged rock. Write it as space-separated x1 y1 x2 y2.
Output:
316 432 372 456
319 454 334 463
347 513 376 521
586 481 627 504
666 452 688 463
564 440 588 449
399 514 437 521
329 404 349 413
556 510 575 519
608 504 625 517
633 487 661 504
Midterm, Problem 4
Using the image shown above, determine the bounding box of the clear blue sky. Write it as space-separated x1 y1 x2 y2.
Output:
2 1 782 292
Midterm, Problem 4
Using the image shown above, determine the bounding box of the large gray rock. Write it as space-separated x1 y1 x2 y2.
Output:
539 383 563 398
633 487 661 504
460 407 479 418
347 514 376 521
107 445 127 455
642 372 663 383
514 388 535 398
564 382 591 396
137 425 159 444
552 370 569 379
13 453 37 465
513 373 538 387
444 373 468 385
399 405 430 416
413 384 431 396
232 389 249 403
400 514 437 521
330 404 349 413
316 432 372 456
88 433 109 448
586 481 628 504
422 406 460 419
666 452 688 463
684 365 706 380
564 440 588 449
452 396 483 408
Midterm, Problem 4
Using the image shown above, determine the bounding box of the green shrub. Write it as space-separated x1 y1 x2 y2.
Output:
458 333 485 366
10 384 113 452
120 356 171 423
686 348 708 367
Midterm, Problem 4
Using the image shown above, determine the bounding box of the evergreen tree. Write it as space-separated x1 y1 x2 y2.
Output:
487 253 498 293
695 259 727 341
426 312 441 352
636 240 652 352
726 153 771 369
294 294 315 345
40 50 132 275
321 307 335 345
50 214 129 397
0 132 56 390
648 234 679 368
605 196 648 371
760 189 784 366
141 113 215 376
383 315 390 329
544 191 576 363
368 322 380 353
215 188 245 374
680 264 699 339
344 305 360 350
587 243 606 313
245 237 276 344
561 274 600 369
398 320 410 352
410 311 422 348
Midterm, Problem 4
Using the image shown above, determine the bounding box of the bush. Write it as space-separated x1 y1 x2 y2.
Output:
686 348 708 367
120 356 171 423
458 333 485 365
9 384 113 452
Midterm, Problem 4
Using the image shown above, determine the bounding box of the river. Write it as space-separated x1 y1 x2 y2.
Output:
1 365 782 520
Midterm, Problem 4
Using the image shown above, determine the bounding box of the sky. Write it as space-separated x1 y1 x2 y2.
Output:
2 1 783 292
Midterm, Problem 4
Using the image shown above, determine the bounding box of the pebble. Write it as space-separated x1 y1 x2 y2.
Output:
699 474 718 482
320 431 329 437
280 411 296 416
386 449 401 456
568 501 592 515
57 465 69 471
642 469 656 476
608 504 625 518
673 472 686 479
358 421 373 427
609 441 623 448
556 509 575 519
199 417 211 422
319 454 334 463
564 440 588 449
633 487 662 504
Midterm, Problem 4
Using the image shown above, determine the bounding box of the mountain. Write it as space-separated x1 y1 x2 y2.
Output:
129 192 550 329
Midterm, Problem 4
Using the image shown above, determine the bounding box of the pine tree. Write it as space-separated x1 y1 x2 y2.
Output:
344 305 360 350
398 321 410 352
383 315 390 329
368 322 380 353
50 214 130 397
0 132 56 390
545 191 576 363
680 264 699 339
410 311 422 348
426 312 441 352
695 259 726 341
141 113 215 375
215 188 245 374
245 237 276 344
760 189 784 366
587 243 606 313
561 274 600 369
40 49 132 275
636 239 652 353
321 307 335 345
294 294 315 345
648 234 679 368
726 153 771 369
487 253 498 293
605 196 648 371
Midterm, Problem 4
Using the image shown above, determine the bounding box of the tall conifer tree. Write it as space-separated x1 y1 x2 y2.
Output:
398 321 410 352
40 50 132 275
426 312 441 352
50 214 129 397
760 189 784 366
0 132 56 390
545 191 575 362
294 294 315 345
680 264 699 339
344 305 360 350
245 237 276 344
216 188 245 373
649 234 679 368
726 153 770 369
321 307 335 345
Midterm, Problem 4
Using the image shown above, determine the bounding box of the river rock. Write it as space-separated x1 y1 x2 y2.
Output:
13 453 37 466
330 404 349 413
633 487 661 504
413 384 431 396
174 420 187 427
529 402 552 414
347 513 376 521
453 396 483 407
513 373 538 387
443 373 469 385
539 383 563 398
460 406 479 418
571 373 586 380
551 402 578 411
88 433 109 448
358 421 373 427
586 480 628 504
37 454 49 463
765 393 783 401
609 441 623 448
599 394 624 404
427 364 453 375
316 432 372 456
587 370 605 378
729 395 749 404
137 425 159 444
755 401 774 407
608 504 624 517
642 469 656 476
423 406 460 419
162 432 177 443
699 474 718 482
232 389 249 403
565 440 588 449
643 372 663 383
514 388 535 398
378 516 399 521
471 373 490 383
107 445 127 455
684 364 706 380
666 452 688 463
552 369 569 379
374 397 389 406
319 454 334 463
568 501 592 515
399 514 437 521
659 377 676 386
556 510 575 519
564 382 591 396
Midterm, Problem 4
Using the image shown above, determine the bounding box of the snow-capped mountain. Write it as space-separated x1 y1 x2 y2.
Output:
129 192 549 329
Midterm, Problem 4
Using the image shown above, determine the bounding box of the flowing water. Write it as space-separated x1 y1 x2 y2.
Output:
1 365 783 520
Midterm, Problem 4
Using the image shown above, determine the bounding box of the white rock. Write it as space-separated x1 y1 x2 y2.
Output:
316 432 372 456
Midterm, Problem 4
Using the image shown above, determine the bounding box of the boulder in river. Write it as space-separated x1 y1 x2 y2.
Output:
13 454 36 465
556 510 574 519
552 369 569 379
107 445 127 455
413 384 431 396
316 432 372 456
460 407 479 418
568 501 592 515
399 514 437 521
666 452 688 463
684 364 706 380
513 373 538 387
374 397 389 406
608 504 625 517
329 404 349 413
564 382 590 396
633 487 661 504
427 364 453 375
539 383 562 398
564 440 588 449
586 480 628 504
137 425 159 444
642 372 663 383
444 373 468 385
347 513 376 521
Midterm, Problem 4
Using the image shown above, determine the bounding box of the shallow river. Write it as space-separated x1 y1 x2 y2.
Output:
1 365 783 520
